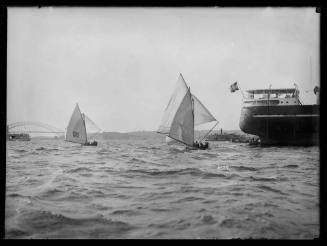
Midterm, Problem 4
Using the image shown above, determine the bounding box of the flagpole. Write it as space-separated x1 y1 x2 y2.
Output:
237 82 245 98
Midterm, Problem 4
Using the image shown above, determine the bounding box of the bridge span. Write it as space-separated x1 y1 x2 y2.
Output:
7 121 65 137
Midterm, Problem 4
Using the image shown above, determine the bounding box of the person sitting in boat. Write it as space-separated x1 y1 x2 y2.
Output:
200 141 209 149
193 141 199 148
86 140 97 146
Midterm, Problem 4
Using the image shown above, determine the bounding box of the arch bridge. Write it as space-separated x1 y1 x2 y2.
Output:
7 121 65 134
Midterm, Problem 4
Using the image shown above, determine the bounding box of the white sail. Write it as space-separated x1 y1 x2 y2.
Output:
165 136 184 146
192 95 217 126
82 113 101 141
65 104 87 144
83 113 102 133
168 88 194 146
157 74 189 134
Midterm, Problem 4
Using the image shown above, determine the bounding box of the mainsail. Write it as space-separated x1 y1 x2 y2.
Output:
157 74 189 134
65 104 87 144
169 88 194 146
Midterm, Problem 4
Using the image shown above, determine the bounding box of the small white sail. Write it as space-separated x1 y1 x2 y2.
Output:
169 88 194 146
157 74 189 134
165 136 184 145
83 113 102 133
65 104 87 144
192 95 217 126
83 113 102 141
158 73 217 147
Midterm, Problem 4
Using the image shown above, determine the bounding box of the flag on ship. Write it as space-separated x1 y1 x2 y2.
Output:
230 82 239 92
314 86 319 95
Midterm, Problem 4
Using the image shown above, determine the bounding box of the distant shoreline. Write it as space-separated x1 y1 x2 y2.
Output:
31 129 257 141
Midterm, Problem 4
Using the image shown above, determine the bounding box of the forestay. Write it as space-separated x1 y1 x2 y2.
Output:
65 104 87 144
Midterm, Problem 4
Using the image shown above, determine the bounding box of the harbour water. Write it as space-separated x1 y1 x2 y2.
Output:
5 136 319 239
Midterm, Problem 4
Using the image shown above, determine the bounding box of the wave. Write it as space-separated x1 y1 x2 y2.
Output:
202 173 230 179
149 208 171 212
16 210 134 236
14 149 28 153
192 156 206 160
220 218 237 228
201 215 217 225
257 185 287 195
7 192 24 198
65 167 93 173
168 148 187 154
250 176 278 182
148 218 192 231
110 209 142 216
5 228 29 239
77 160 106 165
230 166 258 171
37 188 65 200
113 185 146 189
200 153 219 158
284 164 299 168
137 146 161 150
124 167 236 180
127 157 149 165
172 196 204 203
86 190 105 197
125 157 162 166
35 147 59 151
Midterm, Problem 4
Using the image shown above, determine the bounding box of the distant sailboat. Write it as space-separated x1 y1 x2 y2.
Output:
157 74 218 149
65 104 99 146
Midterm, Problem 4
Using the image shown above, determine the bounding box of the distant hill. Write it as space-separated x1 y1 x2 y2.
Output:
97 131 164 140
96 130 247 140
32 129 250 141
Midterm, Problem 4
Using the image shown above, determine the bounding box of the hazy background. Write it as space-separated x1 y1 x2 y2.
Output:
7 7 320 132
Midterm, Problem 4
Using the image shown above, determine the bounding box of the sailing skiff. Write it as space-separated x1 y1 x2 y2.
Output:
65 104 99 146
157 74 218 149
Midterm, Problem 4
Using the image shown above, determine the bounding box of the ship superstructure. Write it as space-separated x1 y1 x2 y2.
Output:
239 87 319 145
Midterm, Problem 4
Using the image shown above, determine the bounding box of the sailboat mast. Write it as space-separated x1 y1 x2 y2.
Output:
82 113 88 144
190 86 195 144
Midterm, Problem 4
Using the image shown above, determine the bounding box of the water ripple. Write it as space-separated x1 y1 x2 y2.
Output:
5 139 319 239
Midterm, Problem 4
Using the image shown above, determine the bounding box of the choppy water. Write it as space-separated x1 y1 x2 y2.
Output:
6 137 319 239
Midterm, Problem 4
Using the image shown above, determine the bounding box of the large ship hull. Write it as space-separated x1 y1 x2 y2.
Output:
239 105 319 146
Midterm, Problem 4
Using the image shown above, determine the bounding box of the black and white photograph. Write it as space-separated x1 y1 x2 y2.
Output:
5 6 320 239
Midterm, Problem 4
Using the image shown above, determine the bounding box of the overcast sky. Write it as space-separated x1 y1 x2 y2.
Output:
7 7 320 132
